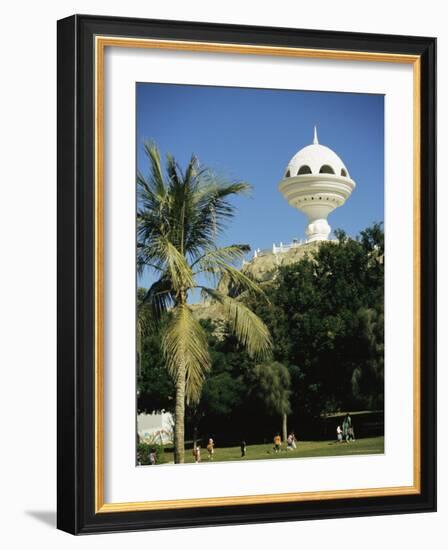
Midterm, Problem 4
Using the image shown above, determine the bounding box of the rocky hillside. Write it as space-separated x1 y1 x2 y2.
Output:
193 240 327 323
240 241 322 283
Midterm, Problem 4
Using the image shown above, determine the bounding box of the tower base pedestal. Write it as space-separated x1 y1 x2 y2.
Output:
305 218 331 242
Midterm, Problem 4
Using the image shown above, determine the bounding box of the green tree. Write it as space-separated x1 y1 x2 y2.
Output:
137 143 272 463
250 361 291 442
246 224 384 423
352 306 384 409
137 319 174 414
136 288 150 380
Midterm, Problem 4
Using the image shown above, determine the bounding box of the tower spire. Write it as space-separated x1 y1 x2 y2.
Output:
313 126 319 144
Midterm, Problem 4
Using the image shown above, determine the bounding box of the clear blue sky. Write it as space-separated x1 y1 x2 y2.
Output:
136 83 384 290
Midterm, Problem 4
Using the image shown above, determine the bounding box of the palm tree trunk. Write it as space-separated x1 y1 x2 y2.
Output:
282 412 288 444
174 362 186 464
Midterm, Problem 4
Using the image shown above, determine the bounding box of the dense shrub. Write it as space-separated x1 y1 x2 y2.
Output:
137 442 166 465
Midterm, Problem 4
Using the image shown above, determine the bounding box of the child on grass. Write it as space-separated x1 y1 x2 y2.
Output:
193 444 201 463
207 438 214 460
273 434 282 452
337 425 343 442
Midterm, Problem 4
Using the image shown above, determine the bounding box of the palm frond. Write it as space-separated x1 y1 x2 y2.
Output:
200 260 268 299
136 243 165 277
162 304 211 404
184 153 199 186
154 237 194 292
141 277 174 320
183 179 252 257
191 244 250 271
200 287 272 360
142 141 167 198
137 142 253 269
229 279 273 300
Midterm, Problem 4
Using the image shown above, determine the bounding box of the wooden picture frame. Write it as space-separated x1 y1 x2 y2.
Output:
57 14 436 534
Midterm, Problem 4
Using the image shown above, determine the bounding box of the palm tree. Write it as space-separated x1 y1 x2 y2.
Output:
137 142 272 463
252 362 292 443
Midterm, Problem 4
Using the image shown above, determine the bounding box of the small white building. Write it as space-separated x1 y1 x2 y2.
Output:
137 410 174 445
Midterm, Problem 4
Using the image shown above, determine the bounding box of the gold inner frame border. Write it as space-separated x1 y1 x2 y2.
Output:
94 36 421 513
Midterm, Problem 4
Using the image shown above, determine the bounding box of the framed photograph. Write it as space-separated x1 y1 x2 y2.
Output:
57 14 436 534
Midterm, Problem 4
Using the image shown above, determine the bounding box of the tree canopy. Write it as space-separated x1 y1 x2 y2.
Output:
136 142 272 461
137 222 384 443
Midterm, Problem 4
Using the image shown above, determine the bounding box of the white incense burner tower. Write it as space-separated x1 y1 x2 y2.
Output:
278 128 356 242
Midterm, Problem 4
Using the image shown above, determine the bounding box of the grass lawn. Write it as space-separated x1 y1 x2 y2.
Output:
160 436 384 464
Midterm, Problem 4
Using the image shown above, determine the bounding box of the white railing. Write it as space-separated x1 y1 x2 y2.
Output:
247 240 304 261
272 240 304 254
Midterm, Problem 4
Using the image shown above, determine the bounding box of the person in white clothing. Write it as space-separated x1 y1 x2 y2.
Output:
337 425 343 442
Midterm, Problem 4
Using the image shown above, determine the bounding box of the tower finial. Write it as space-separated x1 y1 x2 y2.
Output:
313 126 319 144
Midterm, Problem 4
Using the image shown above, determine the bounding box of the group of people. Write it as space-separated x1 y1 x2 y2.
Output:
136 448 157 465
145 420 354 465
273 432 297 453
193 438 251 462
144 419 357 464
193 432 300 462
192 438 215 463
192 432 300 462
336 413 355 443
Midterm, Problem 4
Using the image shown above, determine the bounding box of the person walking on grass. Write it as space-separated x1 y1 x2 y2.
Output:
241 440 247 457
193 444 201 463
348 426 355 442
287 431 297 450
207 438 214 460
273 433 282 453
291 431 297 449
342 413 352 442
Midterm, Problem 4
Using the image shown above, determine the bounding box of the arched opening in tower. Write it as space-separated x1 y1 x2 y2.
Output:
319 164 335 174
297 165 312 175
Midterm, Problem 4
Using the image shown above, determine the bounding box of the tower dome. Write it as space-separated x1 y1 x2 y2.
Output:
278 128 356 242
284 127 350 179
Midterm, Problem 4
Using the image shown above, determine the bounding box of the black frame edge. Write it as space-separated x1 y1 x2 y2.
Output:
57 14 79 535
57 14 437 535
419 36 437 514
